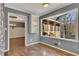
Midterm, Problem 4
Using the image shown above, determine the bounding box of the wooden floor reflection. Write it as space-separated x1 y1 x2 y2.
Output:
5 43 74 56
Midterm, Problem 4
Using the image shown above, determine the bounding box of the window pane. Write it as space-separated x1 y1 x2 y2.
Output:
64 12 76 39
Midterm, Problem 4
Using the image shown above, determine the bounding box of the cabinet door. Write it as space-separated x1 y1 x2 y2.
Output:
31 15 39 33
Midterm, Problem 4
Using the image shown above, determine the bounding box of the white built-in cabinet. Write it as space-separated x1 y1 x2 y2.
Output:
31 15 39 33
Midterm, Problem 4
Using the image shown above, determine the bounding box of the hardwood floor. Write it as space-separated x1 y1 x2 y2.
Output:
10 37 25 51
5 40 74 56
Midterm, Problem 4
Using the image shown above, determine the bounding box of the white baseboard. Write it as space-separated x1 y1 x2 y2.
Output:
26 41 78 55
0 49 8 56
26 41 40 46
40 42 79 56
4 40 78 56
3 50 9 52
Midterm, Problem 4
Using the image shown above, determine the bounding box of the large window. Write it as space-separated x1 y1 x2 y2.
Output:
41 8 78 42
42 19 63 38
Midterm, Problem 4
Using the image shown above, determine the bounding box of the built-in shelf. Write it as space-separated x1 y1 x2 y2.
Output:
31 15 39 33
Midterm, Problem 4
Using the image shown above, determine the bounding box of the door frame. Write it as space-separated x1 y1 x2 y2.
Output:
7 12 28 51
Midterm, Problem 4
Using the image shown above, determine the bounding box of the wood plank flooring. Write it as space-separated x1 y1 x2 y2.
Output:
10 37 25 51
5 37 74 56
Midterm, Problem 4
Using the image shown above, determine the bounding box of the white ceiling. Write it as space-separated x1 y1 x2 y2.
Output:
5 3 72 16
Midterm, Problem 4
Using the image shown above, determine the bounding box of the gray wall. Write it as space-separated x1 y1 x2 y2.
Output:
39 3 79 54
0 4 5 50
27 15 39 44
4 7 39 50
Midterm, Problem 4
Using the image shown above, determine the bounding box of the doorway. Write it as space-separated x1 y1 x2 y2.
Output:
8 12 27 51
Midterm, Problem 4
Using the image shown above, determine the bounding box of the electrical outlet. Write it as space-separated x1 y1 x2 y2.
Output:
54 42 61 46
30 39 32 42
58 42 61 45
